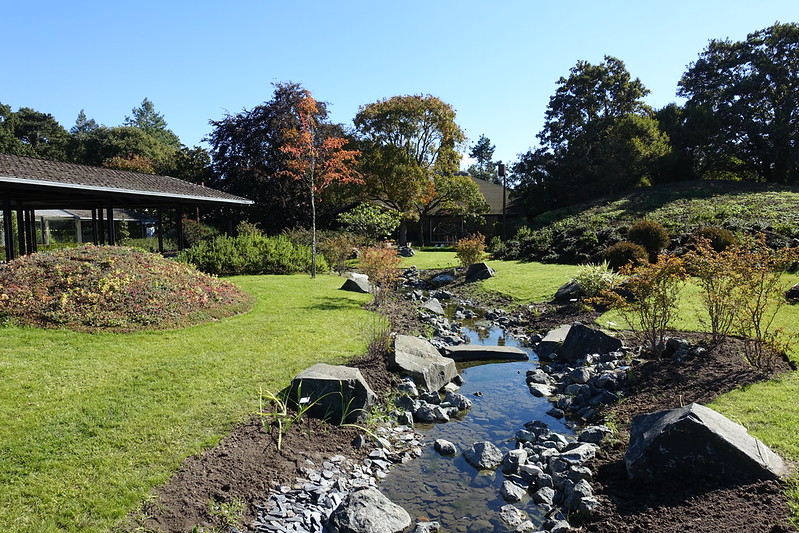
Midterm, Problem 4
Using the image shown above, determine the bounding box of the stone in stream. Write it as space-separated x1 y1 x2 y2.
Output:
412 521 441 533
500 479 528 502
625 402 789 482
498 504 528 527
325 487 411 533
535 324 572 360
290 364 377 424
423 297 445 315
442 344 529 362
390 335 458 393
463 441 504 471
434 439 457 456
556 323 623 363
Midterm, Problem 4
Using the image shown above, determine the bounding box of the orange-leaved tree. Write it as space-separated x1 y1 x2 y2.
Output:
279 89 362 277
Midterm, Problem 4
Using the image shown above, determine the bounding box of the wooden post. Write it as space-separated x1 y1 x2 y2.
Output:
106 206 115 245
16 208 26 256
3 195 14 261
91 209 99 245
157 208 164 253
176 207 185 251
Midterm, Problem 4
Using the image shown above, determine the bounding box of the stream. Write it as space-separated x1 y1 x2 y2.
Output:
379 309 574 532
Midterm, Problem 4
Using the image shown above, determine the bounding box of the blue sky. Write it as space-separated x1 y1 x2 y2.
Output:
2 1 796 169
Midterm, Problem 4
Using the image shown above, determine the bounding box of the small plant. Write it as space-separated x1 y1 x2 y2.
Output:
572 261 622 299
602 254 687 357
604 241 648 271
358 245 402 305
208 498 244 529
627 219 670 261
258 384 318 451
455 233 486 268
235 220 262 236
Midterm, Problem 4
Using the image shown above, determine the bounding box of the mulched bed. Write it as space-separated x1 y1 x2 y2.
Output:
127 290 798 533
585 333 797 533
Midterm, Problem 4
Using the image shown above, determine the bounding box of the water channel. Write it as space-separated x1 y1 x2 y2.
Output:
379 312 575 532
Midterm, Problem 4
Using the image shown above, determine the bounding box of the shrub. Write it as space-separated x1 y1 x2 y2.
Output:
179 234 326 276
603 254 687 356
318 232 359 275
182 217 219 247
0 245 252 331
235 220 262 236
337 204 401 244
455 233 486 268
358 246 402 305
572 261 622 298
604 241 648 271
627 219 670 261
691 226 737 252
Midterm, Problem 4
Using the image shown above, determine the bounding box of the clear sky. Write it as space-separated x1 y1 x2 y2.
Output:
2 1 796 169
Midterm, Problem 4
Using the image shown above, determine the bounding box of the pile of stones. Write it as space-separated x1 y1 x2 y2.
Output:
393 379 473 425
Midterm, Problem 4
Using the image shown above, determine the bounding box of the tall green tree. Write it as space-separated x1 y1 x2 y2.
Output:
468 134 499 183
124 98 181 149
678 22 799 183
354 94 472 245
0 106 70 161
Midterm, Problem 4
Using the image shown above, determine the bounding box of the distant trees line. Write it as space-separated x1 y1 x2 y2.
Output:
2 21 796 232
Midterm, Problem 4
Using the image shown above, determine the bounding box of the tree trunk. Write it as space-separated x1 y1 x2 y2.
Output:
398 219 408 247
310 182 317 278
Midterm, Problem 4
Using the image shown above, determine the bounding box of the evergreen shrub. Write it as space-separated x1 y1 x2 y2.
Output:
604 241 649 271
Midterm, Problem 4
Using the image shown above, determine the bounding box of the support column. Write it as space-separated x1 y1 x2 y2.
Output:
176 207 185 251
75 219 82 244
106 206 115 246
157 208 164 253
26 210 37 253
3 195 14 261
16 208 26 257
98 208 105 244
91 209 99 245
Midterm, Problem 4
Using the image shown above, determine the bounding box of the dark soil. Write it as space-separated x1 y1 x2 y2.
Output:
126 290 798 533
585 333 797 533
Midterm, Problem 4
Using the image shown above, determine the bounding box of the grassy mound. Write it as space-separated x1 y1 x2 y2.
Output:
499 180 799 264
0 245 253 331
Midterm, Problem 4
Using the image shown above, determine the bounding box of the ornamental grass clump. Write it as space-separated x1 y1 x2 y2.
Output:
0 245 253 332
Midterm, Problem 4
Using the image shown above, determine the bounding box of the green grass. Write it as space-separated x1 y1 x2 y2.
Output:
481 259 582 303
400 249 460 270
0 274 371 532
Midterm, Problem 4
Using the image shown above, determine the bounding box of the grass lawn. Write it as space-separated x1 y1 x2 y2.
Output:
0 274 372 532
399 249 459 270
481 259 582 303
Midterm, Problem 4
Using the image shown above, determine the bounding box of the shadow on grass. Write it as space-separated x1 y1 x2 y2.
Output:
304 296 366 312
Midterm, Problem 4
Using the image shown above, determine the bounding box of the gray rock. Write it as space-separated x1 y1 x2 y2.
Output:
442 391 472 411
560 443 597 464
532 486 556 506
518 463 544 484
397 380 419 397
325 487 411 533
554 279 582 302
463 441 504 471
515 520 537 533
390 335 458 393
568 367 592 384
340 277 371 294
443 344 529 362
430 273 455 287
498 504 527 527
434 439 457 456
564 478 593 511
501 479 528 502
465 262 496 282
290 364 377 424
413 521 440 533
396 411 414 427
502 449 528 474
397 245 415 257
556 323 623 363
528 383 555 397
423 298 445 315
535 324 572 360
786 283 799 302
626 403 788 482
578 425 612 444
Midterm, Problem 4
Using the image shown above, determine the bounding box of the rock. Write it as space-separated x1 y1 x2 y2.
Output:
397 379 419 397
554 279 582 302
501 479 528 502
535 324 572 360
532 486 556 506
564 478 593 512
463 441 504 471
526 368 552 385
442 391 472 411
464 262 496 282
340 276 371 294
515 520 537 533
397 245 415 257
397 411 414 427
430 272 456 287
443 344 529 362
578 425 612 444
290 364 377 424
568 366 591 384
413 521 440 533
434 439 457 456
556 323 623 363
786 283 799 302
325 487 412 533
546 407 565 420
528 383 555 397
423 298 445 315
626 403 788 482
502 449 528 474
390 335 458 393
560 443 597 464
498 504 527 527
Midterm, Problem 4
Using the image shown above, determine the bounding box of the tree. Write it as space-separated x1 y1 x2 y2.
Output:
354 94 469 245
415 173 489 245
124 98 181 149
0 106 70 161
468 134 499 183
0 103 31 156
78 126 176 174
278 88 361 278
678 22 799 183
514 56 668 210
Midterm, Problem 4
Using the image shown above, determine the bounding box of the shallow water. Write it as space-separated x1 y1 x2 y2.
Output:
379 313 573 532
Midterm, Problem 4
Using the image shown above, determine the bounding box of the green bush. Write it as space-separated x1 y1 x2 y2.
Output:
455 233 486 268
604 241 649 271
179 234 327 276
337 204 401 244
691 226 737 252
572 261 622 298
182 217 219 247
627 219 670 260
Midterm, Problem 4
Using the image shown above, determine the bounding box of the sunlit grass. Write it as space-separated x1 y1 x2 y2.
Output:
481 260 582 303
399 249 460 270
0 274 371 532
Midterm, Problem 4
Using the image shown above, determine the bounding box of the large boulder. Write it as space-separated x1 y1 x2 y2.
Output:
556 323 622 363
390 335 458 392
325 487 412 533
340 274 371 294
535 324 572 360
465 262 495 282
553 279 582 303
626 403 789 483
290 364 377 424
463 441 504 470
443 344 528 362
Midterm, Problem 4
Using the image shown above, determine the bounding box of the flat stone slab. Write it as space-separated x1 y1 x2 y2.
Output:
626 402 789 483
536 324 571 359
390 335 458 392
443 344 529 362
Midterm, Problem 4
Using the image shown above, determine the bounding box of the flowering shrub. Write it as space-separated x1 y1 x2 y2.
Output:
0 245 253 332
358 246 402 305
455 233 486 268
